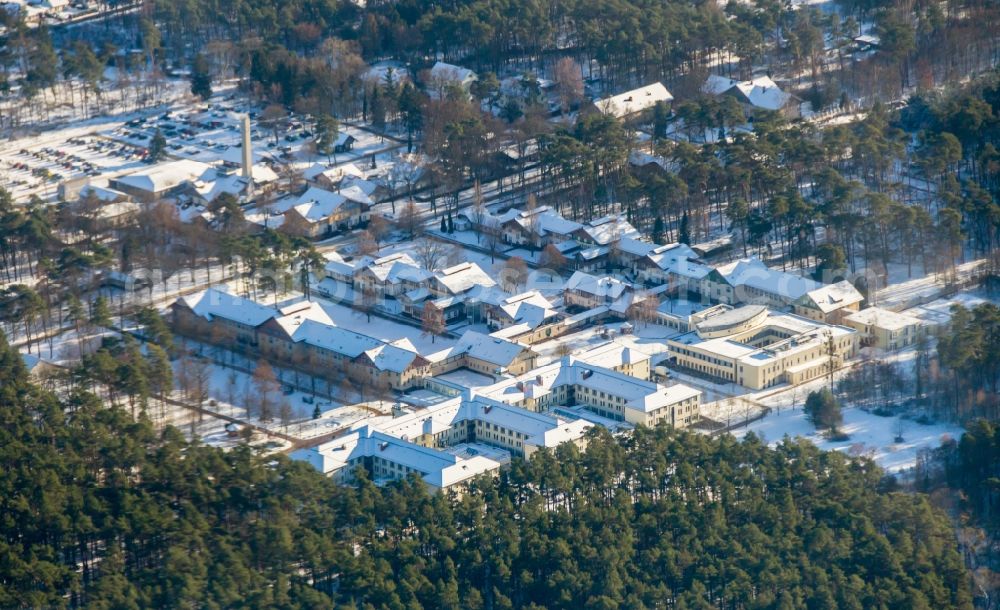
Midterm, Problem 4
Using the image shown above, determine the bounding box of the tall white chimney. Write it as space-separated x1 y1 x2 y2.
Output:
241 114 252 180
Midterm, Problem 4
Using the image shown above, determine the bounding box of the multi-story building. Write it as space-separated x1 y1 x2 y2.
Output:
666 304 858 390
430 330 538 378
171 288 430 390
792 281 865 324
476 357 701 428
564 271 633 310
575 342 652 380
294 357 702 492
278 186 371 238
843 307 925 351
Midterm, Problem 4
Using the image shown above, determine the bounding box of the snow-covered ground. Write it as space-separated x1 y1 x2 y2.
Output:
905 289 993 326
168 351 392 445
731 406 963 475
875 259 986 310
19 326 119 364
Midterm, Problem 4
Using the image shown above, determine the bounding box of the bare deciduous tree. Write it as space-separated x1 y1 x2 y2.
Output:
501 256 529 292
252 359 280 422
414 236 449 271
421 301 446 344
554 57 584 115
396 200 422 239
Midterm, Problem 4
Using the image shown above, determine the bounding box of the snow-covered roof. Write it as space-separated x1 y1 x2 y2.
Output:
340 184 373 206
695 304 768 336
324 251 367 279
220 146 269 167
717 257 822 301
502 302 552 329
702 75 792 111
114 159 215 194
536 211 584 236
429 61 477 85
594 82 673 119
845 307 922 332
565 271 631 300
303 426 503 489
576 342 652 369
643 242 701 271
674 334 760 359
293 319 382 357
583 214 640 245
617 236 658 258
363 62 411 86
290 186 349 222
304 162 365 184
496 291 557 328
192 173 252 202
360 253 429 285
21 352 41 372
451 330 529 367
270 301 335 337
341 176 378 196
627 383 701 413
383 262 433 286
499 74 555 98
362 344 424 373
432 262 496 295
79 185 129 203
250 163 279 184
96 201 140 220
497 205 584 237
673 308 856 367
798 280 865 314
177 287 275 327
628 150 678 172
478 356 699 418
464 397 575 441
703 74 739 96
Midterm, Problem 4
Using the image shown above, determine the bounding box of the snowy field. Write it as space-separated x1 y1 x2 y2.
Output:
731 406 963 475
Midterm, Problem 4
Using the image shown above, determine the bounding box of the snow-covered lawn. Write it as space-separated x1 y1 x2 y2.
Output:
168 353 389 445
731 406 963 475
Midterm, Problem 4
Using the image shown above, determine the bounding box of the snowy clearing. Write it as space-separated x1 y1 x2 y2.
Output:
731 406 963 475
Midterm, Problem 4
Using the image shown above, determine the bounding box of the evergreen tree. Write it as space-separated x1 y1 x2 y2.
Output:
679 212 691 245
190 53 212 101
149 129 167 162
90 295 112 328
805 388 843 431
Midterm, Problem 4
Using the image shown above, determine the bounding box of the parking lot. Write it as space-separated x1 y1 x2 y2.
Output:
0 132 150 201
0 92 405 204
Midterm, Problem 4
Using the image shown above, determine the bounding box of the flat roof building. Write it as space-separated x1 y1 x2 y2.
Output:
667 305 857 389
